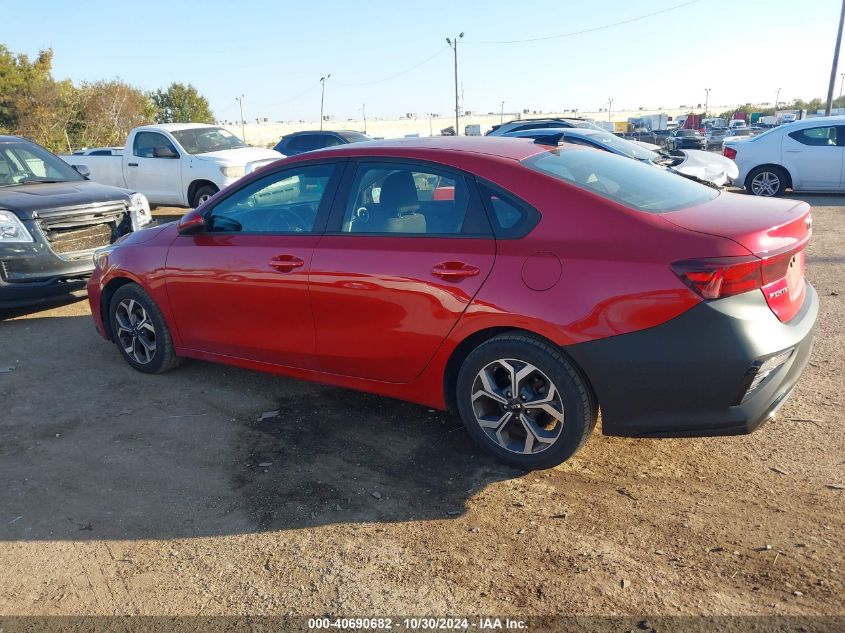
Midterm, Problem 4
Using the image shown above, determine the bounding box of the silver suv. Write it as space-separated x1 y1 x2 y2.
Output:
487 118 603 136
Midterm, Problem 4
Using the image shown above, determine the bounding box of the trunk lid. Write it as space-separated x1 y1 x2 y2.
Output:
661 192 811 322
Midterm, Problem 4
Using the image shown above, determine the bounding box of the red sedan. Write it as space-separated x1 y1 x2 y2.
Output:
87 137 817 469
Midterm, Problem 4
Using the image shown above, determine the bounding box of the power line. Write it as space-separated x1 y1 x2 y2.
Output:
467 0 702 45
333 49 446 86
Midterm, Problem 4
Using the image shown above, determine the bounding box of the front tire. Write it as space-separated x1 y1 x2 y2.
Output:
746 166 788 196
109 283 182 374
455 334 597 470
192 184 219 208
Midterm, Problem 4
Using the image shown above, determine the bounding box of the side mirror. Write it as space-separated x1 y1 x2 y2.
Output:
72 164 91 178
177 210 206 235
154 147 179 159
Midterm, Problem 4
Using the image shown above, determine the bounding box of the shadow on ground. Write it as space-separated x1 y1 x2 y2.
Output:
0 315 517 542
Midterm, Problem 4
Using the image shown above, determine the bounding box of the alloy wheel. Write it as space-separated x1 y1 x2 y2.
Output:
115 298 157 364
470 359 565 455
751 171 780 196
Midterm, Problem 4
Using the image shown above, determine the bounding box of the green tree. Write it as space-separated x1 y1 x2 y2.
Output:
150 82 214 123
74 80 154 148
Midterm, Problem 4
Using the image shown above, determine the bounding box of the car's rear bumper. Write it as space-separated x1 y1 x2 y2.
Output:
565 284 818 437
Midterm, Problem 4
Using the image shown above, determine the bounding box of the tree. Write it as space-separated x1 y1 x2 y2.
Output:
74 80 154 148
151 83 214 123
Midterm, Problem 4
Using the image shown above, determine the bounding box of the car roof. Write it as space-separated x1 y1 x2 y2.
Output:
296 136 557 162
508 127 605 139
284 130 363 137
0 135 26 143
137 123 220 132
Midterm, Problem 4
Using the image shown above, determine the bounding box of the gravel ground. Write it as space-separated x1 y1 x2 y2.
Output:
0 194 842 622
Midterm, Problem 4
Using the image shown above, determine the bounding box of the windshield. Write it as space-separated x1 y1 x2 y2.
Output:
0 141 83 186
577 131 658 161
524 147 718 213
170 127 249 155
339 131 372 143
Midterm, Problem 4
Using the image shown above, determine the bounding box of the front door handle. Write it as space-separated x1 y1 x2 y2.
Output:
127 162 139 167
269 255 305 272
431 261 480 281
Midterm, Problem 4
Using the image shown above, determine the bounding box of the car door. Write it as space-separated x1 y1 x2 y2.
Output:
165 161 342 368
309 160 496 382
124 131 184 205
782 125 843 190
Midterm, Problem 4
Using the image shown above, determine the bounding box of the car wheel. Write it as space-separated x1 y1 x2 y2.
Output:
746 166 787 196
192 184 219 208
455 333 597 470
109 283 182 374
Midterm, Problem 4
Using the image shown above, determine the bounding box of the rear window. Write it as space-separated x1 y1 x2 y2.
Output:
523 148 719 213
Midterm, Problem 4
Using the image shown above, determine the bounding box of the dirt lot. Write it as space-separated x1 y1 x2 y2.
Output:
0 194 842 622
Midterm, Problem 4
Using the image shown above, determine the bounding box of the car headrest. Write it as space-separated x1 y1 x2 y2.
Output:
380 171 419 215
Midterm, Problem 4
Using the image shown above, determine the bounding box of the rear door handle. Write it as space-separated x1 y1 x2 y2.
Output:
785 149 802 153
431 261 480 281
127 162 139 167
269 254 305 272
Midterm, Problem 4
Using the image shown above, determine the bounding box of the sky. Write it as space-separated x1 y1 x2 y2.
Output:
3 0 844 124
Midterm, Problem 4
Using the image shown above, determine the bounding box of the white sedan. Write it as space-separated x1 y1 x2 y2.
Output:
723 116 844 196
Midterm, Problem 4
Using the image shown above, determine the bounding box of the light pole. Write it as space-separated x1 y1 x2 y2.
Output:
775 87 781 117
840 73 845 104
825 0 845 116
607 98 613 123
362 103 367 134
319 74 331 130
428 113 434 136
500 100 505 125
446 33 464 135
704 88 710 119
235 94 245 141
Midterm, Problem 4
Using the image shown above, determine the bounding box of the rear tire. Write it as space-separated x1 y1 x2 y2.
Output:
746 166 788 196
192 184 219 208
109 283 182 374
455 333 597 470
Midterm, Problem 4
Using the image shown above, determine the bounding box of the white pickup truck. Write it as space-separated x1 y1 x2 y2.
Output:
62 123 283 207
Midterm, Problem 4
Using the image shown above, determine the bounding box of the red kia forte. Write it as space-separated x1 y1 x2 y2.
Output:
87 137 817 469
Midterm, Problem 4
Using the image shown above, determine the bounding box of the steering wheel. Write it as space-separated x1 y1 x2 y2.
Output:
261 206 311 232
352 206 370 225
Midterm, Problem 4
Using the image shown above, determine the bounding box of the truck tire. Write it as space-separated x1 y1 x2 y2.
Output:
192 184 219 208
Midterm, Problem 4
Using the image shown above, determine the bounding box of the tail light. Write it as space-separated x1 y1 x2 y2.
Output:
723 147 737 159
671 256 762 299
672 244 806 302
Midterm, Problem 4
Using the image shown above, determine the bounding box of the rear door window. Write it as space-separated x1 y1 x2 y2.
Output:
336 162 490 236
788 126 838 147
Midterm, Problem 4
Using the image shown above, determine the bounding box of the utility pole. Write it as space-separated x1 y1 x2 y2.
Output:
428 113 434 136
235 94 245 141
319 74 331 130
500 100 505 124
704 88 710 118
775 87 781 117
446 33 464 135
827 0 845 115
840 73 845 103
607 98 613 122
362 103 367 134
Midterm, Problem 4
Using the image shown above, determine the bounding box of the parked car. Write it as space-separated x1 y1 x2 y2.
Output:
486 117 603 136
273 130 371 156
0 135 152 308
666 129 707 150
724 116 845 195
61 124 283 208
87 137 816 469
704 128 729 149
503 127 738 186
